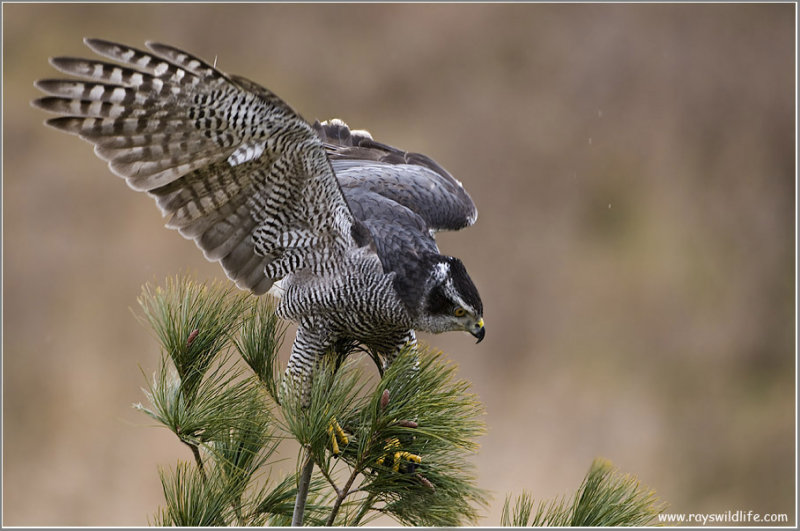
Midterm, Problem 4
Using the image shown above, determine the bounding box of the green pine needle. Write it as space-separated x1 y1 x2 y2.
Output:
234 296 286 402
133 276 668 527
136 276 250 404
152 460 231 526
137 350 268 447
501 458 667 527
204 394 276 504
570 458 666 526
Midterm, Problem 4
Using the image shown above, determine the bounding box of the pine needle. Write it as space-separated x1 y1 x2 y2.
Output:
136 276 250 404
501 458 667 527
133 276 667 527
234 296 286 402
152 460 230 526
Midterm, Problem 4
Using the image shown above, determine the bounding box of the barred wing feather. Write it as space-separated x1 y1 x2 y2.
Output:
33 39 355 294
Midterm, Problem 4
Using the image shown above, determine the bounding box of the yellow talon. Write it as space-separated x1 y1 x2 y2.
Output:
384 437 401 451
328 424 339 455
404 451 422 464
378 438 421 472
392 451 422 472
328 417 348 455
377 439 399 466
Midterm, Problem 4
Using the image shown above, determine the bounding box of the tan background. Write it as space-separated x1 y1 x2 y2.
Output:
3 3 795 526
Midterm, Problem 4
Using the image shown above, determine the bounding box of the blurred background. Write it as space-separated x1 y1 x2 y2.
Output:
3 3 795 526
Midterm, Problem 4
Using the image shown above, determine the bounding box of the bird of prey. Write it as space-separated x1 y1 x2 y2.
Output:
33 39 485 402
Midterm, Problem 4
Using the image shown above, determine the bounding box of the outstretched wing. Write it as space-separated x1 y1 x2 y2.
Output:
33 39 355 294
314 119 478 232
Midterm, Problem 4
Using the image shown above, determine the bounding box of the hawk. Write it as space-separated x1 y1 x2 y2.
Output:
33 39 485 401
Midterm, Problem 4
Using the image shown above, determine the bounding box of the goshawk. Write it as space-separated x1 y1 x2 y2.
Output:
33 39 485 400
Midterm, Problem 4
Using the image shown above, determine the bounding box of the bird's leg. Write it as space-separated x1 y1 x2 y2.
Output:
285 325 352 457
285 325 330 408
364 332 424 471
374 388 423 477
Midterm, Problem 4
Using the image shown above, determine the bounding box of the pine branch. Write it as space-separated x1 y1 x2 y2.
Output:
292 451 315 526
133 276 668 527
188 444 206 481
325 460 362 526
135 350 268 449
254 472 330 526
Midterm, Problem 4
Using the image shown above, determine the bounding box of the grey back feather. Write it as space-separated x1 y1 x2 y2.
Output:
314 119 479 232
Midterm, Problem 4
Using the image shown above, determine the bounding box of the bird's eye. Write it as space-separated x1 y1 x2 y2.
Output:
454 307 466 317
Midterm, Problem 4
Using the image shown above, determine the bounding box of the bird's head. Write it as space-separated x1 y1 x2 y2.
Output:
418 256 485 342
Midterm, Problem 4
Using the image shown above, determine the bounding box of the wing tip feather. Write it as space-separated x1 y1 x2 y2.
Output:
42 116 82 134
83 37 105 50
82 37 121 59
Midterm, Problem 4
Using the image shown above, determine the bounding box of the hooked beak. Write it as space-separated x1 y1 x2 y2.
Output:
470 318 485 344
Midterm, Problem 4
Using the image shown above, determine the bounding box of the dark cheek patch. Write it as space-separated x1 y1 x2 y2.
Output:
425 285 452 315
449 260 483 315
